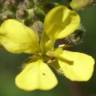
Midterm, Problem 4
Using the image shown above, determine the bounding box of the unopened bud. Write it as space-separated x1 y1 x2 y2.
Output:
70 0 96 10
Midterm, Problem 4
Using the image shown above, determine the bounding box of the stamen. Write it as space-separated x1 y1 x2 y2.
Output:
59 57 73 65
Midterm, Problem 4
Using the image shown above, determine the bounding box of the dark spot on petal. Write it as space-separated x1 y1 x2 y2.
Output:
42 73 46 76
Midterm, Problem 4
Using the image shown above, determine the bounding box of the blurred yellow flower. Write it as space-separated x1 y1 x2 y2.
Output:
0 5 95 91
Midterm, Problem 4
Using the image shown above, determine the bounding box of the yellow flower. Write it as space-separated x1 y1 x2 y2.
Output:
0 5 95 91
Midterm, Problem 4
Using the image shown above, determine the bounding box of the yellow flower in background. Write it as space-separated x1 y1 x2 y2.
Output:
0 5 95 91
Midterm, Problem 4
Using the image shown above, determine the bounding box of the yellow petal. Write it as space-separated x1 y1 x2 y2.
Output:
0 19 39 54
15 59 58 91
44 5 80 40
54 50 95 81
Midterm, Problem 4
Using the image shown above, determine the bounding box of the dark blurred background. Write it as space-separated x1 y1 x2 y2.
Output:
0 3 96 96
